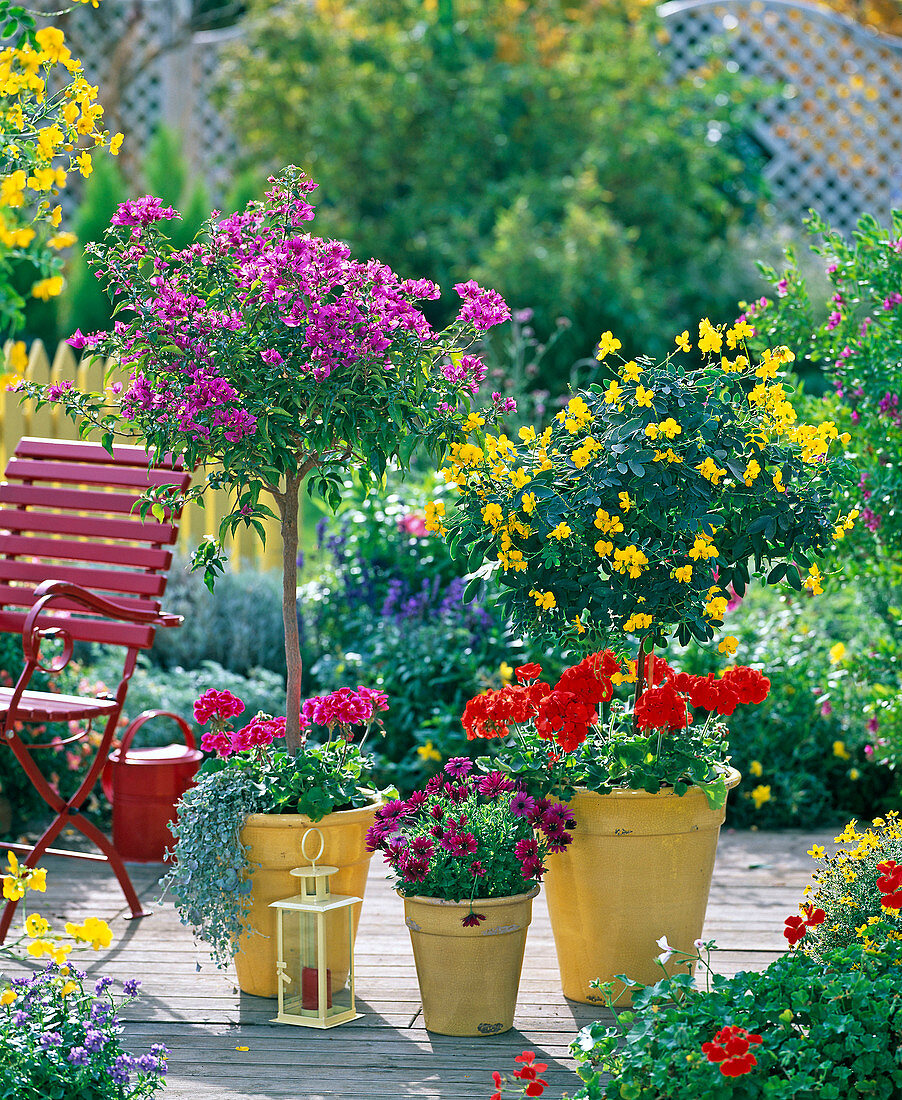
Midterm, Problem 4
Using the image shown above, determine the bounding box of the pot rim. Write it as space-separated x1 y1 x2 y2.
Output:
399 884 540 908
242 797 382 829
571 765 741 800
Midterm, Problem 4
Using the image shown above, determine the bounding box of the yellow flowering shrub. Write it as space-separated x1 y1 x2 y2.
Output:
800 813 902 962
0 4 122 354
433 318 855 651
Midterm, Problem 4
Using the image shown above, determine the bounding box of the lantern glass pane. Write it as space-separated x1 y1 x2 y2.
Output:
322 907 354 1020
280 908 323 1019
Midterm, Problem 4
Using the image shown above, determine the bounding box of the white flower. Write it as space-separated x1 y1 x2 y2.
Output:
656 934 675 964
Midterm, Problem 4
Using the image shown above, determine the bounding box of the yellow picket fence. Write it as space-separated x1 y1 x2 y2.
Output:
1 339 285 571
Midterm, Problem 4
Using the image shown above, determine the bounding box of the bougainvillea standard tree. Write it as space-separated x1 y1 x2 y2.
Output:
21 166 510 752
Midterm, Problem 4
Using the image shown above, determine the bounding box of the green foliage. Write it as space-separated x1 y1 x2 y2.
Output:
572 937 902 1099
220 0 768 381
143 556 286 676
297 479 563 792
440 329 854 654
678 581 896 829
750 208 902 561
163 765 264 968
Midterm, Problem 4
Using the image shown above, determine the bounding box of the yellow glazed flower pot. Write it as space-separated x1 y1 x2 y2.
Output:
234 801 378 998
544 769 740 1006
402 886 539 1036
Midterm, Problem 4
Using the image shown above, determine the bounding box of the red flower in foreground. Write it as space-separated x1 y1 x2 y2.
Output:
512 1051 549 1096
783 904 825 945
877 860 902 909
720 665 771 706
702 1025 762 1077
635 681 689 731
515 663 543 684
461 911 486 928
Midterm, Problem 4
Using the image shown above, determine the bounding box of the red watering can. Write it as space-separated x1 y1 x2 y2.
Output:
102 710 202 863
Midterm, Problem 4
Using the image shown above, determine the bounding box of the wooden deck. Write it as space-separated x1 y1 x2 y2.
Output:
2 828 833 1099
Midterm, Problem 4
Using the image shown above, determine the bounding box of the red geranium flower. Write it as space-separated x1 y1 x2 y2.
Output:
702 1025 761 1077
635 681 688 731
720 665 771 705
535 690 595 753
515 662 543 683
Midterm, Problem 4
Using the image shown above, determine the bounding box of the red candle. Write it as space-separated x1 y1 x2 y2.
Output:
302 966 332 1009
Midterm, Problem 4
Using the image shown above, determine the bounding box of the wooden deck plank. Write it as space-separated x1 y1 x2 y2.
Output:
0 828 835 1098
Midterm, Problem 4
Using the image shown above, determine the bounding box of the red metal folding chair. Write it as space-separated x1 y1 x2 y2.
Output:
0 437 191 942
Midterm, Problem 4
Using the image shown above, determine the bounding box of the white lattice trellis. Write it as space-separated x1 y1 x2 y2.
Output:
51 0 239 202
658 0 902 232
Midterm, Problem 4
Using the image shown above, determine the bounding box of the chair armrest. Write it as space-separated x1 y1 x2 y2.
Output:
30 579 184 628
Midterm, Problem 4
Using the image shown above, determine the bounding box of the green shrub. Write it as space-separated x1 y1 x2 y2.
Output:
678 582 895 828
572 937 902 1099
220 0 768 382
147 555 286 676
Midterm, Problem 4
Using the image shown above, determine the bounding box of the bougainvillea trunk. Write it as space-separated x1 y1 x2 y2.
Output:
280 471 303 754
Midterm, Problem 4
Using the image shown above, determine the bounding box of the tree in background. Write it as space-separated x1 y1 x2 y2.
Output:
220 0 768 384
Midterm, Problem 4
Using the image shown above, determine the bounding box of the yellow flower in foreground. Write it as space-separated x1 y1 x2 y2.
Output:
0 988 16 1005
416 740 441 763
25 913 50 938
718 635 739 656
698 318 723 355
618 492 633 512
529 589 556 611
634 384 654 408
621 360 642 382
675 330 691 352
807 844 826 860
749 759 763 777
603 379 623 405
751 784 771 810
65 916 113 950
109 132 124 154
623 612 653 633
595 331 622 360
548 522 572 541
521 492 536 514
463 412 485 433
696 457 728 485
60 980 78 997
671 565 692 583
829 642 846 664
804 563 823 595
833 740 851 761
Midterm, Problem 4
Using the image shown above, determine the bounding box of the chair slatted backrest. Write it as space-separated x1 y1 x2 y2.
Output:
0 437 192 650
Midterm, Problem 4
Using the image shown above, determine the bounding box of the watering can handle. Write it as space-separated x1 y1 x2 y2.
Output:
116 710 197 758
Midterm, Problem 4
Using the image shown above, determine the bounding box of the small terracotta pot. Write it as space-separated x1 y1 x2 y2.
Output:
544 769 741 1006
234 801 378 998
402 886 539 1036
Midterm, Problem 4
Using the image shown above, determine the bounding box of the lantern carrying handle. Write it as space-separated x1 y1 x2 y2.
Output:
300 827 325 866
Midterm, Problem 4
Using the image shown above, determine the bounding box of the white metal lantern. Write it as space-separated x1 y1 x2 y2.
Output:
269 828 363 1029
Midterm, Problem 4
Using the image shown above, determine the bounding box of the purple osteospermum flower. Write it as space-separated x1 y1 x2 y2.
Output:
410 836 434 857
514 837 538 860
443 757 473 778
380 798 410 822
510 791 537 817
469 860 487 878
477 771 517 798
520 855 545 880
461 911 486 927
405 789 428 810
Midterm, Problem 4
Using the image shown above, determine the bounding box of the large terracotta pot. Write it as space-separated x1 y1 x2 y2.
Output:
402 886 539 1036
234 802 378 998
544 769 740 1006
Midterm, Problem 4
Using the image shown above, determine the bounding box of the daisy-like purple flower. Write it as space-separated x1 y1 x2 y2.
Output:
406 789 428 810
510 791 537 817
444 757 473 778
520 855 546 880
477 771 517 798
380 798 411 822
469 860 487 878
514 837 538 860
461 911 486 927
